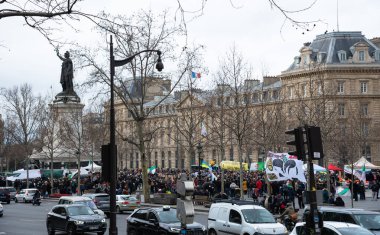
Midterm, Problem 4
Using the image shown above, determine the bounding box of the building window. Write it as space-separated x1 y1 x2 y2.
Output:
161 151 165 168
360 82 368 93
244 94 250 104
166 105 169 113
229 147 234 161
168 134 171 144
160 132 164 145
375 50 380 61
168 151 172 168
359 51 365 61
362 145 371 161
338 103 345 116
362 122 369 136
338 50 347 62
337 81 344 93
252 93 259 103
181 159 185 169
225 97 230 105
301 84 307 97
217 98 221 106
288 87 293 99
155 152 158 166
361 104 368 116
135 152 139 169
130 152 133 169
263 91 268 101
288 106 293 116
273 90 279 100
339 123 346 136
317 82 322 95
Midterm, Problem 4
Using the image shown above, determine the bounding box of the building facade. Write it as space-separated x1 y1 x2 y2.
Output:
114 31 380 170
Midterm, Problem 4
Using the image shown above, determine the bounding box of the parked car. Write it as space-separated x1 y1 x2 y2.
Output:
46 204 107 235
0 202 3 217
303 206 380 234
4 187 17 201
0 188 10 204
290 221 373 235
15 188 38 203
208 200 288 235
82 193 110 216
116 195 140 213
127 206 207 235
58 196 105 217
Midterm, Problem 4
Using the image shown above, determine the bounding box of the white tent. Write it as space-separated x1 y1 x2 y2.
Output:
303 163 327 173
350 157 380 169
83 161 101 173
6 169 41 182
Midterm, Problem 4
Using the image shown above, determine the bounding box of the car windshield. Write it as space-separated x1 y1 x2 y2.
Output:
73 201 97 210
337 227 374 235
241 209 276 223
68 206 94 216
353 214 380 230
157 210 180 223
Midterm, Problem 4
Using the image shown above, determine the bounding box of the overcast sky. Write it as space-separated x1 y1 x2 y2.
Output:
1 0 379 106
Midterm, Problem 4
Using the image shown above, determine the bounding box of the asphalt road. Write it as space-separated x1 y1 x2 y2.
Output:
0 200 208 235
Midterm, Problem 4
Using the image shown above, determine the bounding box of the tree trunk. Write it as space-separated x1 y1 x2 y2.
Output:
50 155 54 194
137 120 150 203
238 142 244 199
77 155 81 196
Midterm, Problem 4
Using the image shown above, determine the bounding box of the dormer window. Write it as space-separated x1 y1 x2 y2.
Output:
375 50 380 61
317 52 326 63
359 51 365 61
338 50 347 62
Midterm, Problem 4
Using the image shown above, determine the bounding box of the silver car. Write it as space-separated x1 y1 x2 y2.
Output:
116 195 141 213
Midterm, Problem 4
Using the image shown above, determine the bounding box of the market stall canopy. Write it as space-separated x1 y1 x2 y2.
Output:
220 161 248 171
83 161 101 172
303 163 327 172
328 164 342 171
351 157 380 169
6 169 41 181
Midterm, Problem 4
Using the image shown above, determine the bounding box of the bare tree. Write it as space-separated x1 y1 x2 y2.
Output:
215 44 254 198
77 10 204 202
0 83 45 187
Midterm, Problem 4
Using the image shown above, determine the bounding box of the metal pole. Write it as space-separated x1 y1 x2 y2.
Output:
109 35 118 235
305 125 320 235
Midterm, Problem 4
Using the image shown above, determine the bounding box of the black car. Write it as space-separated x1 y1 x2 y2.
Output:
0 188 10 204
126 206 207 235
46 204 107 235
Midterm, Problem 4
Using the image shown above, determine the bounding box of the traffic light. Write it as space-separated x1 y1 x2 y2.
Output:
101 144 111 182
285 127 306 160
307 126 324 160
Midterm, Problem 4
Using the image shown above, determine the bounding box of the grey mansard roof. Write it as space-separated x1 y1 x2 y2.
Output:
286 31 380 71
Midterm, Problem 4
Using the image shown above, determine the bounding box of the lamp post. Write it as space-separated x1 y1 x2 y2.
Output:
109 35 163 235
197 142 203 171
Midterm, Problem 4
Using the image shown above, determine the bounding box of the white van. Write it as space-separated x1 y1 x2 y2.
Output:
208 201 288 235
58 196 105 217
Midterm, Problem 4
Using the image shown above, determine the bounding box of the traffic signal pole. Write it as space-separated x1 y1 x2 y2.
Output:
286 125 323 235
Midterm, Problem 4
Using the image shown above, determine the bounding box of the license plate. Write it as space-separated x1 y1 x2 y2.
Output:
89 226 98 230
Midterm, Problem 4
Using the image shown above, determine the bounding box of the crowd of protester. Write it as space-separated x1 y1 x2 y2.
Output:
1 167 380 213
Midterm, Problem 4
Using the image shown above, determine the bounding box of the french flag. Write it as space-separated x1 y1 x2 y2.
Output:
191 71 201 79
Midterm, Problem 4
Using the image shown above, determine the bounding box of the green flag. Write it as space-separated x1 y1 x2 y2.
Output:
258 162 265 171
148 165 157 174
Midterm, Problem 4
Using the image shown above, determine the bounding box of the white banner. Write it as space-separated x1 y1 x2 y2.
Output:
265 152 306 183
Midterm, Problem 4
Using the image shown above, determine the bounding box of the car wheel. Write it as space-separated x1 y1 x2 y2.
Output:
47 222 55 235
23 198 26 203
209 229 217 235
116 206 122 214
15 198 18 203
97 232 105 235
7 200 10 204
67 224 77 235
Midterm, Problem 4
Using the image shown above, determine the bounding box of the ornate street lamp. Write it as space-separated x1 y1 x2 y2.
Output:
109 35 163 235
197 142 203 171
